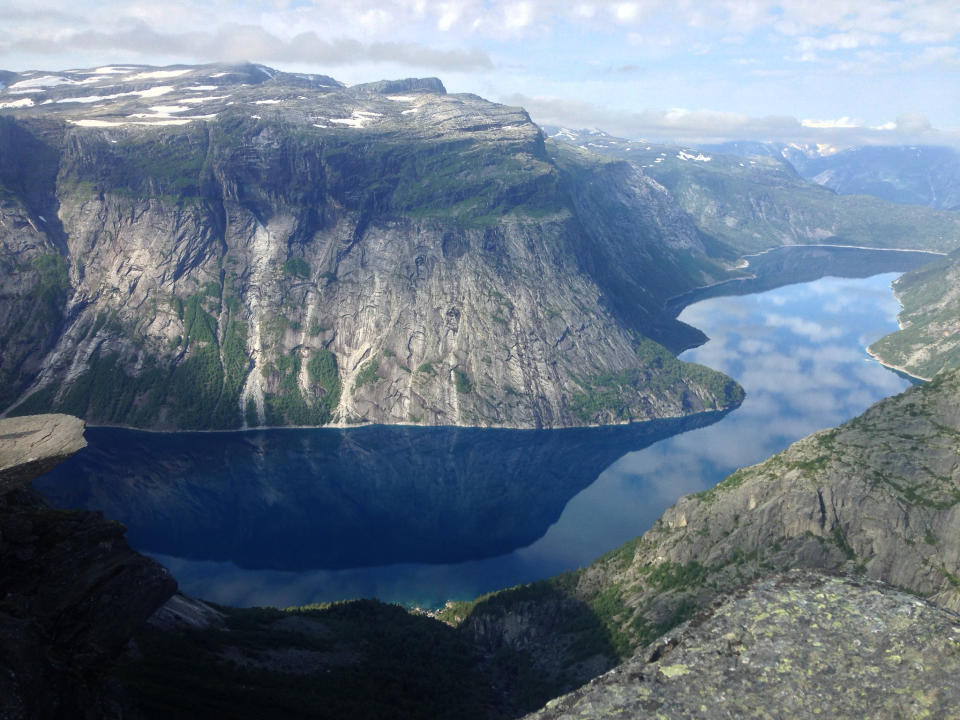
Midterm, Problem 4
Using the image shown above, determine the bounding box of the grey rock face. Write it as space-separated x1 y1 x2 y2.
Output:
0 413 85 493
526 571 960 720
0 64 741 430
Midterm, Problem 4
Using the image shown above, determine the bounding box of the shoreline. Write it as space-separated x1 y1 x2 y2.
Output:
80 406 735 436
865 346 930 382
663 243 943 312
739 243 946 264
863 278 931 383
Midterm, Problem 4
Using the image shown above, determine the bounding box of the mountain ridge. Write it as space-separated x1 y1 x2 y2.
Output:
1 63 747 431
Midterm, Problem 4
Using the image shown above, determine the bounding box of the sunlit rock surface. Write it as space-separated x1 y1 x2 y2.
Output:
527 571 960 720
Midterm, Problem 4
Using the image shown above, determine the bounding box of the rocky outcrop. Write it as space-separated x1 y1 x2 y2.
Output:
869 248 960 379
0 414 176 719
0 63 742 430
0 413 86 492
526 571 960 720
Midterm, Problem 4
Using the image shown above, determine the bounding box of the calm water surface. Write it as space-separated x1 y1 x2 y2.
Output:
36 260 917 609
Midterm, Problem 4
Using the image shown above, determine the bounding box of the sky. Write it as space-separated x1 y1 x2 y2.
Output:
2 0 958 146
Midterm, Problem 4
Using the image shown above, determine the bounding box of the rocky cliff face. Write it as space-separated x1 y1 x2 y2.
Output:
526 571 960 720
0 414 176 719
447 366 960 706
0 63 742 430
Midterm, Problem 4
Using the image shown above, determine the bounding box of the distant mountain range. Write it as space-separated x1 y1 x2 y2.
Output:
702 140 960 211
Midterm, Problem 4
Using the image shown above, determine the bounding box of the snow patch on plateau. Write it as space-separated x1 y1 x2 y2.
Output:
127 69 191 80
181 95 231 104
54 86 175 104
677 150 712 162
147 105 190 114
8 75 72 89
328 110 382 128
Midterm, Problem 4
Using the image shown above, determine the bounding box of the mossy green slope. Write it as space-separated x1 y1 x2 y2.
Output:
869 249 960 380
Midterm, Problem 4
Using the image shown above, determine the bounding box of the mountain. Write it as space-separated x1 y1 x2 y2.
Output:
868 249 960 379
0 63 745 431
443 366 960 707
548 128 960 254
705 141 960 212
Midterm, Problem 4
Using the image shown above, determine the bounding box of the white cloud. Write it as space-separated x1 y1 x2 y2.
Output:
797 32 885 52
505 92 960 147
1 21 493 70
801 116 863 129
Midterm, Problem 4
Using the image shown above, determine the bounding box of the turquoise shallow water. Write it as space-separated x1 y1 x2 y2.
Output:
36 257 916 609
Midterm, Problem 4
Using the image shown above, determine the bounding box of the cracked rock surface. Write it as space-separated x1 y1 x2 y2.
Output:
527 570 960 720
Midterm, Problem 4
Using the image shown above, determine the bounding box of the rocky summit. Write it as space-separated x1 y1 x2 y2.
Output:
526 571 960 720
0 62 749 430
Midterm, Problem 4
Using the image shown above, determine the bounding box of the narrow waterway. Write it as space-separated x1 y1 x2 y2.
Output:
36 252 922 609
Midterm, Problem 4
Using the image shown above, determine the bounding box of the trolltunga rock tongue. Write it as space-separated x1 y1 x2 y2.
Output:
0 414 86 493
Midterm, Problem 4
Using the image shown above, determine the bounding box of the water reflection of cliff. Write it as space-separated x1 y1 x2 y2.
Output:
35 412 727 571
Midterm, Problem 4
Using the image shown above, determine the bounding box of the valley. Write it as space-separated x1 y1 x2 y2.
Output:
2 59 960 720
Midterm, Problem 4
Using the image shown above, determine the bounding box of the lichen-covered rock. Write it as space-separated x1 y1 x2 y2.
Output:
527 571 960 720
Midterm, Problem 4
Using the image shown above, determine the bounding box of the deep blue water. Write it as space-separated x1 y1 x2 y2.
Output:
35 250 923 609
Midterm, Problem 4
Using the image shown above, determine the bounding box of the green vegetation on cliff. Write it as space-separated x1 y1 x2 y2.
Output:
869 249 960 379
568 339 744 424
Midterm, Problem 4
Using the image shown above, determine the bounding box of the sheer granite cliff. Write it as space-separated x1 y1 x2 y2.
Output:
444 367 960 708
0 63 742 430
0 414 176 719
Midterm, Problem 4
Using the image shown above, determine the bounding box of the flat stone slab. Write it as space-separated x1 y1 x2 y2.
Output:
0 414 86 493
528 570 960 720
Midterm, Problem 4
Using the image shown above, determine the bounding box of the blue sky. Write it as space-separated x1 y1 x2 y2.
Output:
2 0 958 146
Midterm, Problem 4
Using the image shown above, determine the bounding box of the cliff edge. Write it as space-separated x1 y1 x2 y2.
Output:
0 414 176 719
